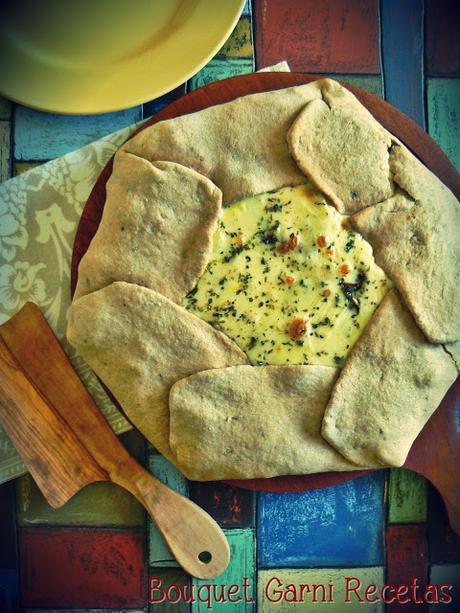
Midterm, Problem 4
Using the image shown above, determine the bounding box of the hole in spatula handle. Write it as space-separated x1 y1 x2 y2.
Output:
198 550 212 564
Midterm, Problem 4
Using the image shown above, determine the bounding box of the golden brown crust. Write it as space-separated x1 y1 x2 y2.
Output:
287 80 394 214
67 282 247 460
351 167 460 344
169 364 365 481
322 289 457 468
121 82 324 205
74 151 222 304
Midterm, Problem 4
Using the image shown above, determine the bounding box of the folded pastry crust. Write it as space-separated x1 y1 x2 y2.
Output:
68 78 459 480
67 282 247 460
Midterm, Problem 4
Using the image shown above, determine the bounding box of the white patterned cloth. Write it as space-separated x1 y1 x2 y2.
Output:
0 126 140 483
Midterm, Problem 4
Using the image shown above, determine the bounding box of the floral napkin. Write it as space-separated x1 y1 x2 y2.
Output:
0 62 290 485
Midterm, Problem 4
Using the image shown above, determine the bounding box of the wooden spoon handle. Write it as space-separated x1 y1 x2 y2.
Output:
116 463 230 579
0 337 107 507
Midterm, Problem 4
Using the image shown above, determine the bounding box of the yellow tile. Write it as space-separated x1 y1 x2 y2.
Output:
14 161 41 176
218 16 253 58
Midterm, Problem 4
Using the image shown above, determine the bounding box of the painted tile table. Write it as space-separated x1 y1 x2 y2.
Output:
0 1 459 611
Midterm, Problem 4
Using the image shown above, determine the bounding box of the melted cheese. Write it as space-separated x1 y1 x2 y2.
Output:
184 183 392 367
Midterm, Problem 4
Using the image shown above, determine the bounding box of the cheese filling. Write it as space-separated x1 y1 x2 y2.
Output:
184 183 392 367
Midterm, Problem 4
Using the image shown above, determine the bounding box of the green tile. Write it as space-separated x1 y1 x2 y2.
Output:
218 16 253 59
0 120 11 181
148 455 189 567
427 78 460 171
189 58 254 91
258 567 385 612
0 97 11 120
16 431 145 527
192 529 256 612
429 564 460 610
149 568 190 612
327 74 384 98
388 469 427 524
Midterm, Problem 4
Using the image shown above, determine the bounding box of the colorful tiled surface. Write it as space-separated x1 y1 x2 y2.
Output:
0 0 459 610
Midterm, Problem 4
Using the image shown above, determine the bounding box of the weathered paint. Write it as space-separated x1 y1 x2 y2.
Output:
425 0 460 77
386 524 428 610
0 121 11 181
427 78 460 172
258 567 384 612
148 568 190 613
218 16 253 59
429 564 460 611
326 74 384 98
190 481 255 527
19 528 146 608
16 473 144 528
148 455 188 567
258 473 386 568
388 469 427 524
188 58 254 91
13 161 41 176
253 0 380 73
14 105 142 161
192 529 256 612
381 0 425 127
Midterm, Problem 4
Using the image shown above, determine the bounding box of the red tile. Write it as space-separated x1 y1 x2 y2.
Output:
254 0 380 74
190 482 255 527
426 0 460 76
19 528 146 608
386 525 428 612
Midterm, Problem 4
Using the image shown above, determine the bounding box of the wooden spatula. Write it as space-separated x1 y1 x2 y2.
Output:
0 302 230 580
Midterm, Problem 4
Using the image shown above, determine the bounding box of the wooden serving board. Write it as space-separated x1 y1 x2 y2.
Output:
70 73 460 533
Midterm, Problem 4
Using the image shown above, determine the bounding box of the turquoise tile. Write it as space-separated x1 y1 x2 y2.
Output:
148 455 189 567
258 473 386 568
258 567 385 612
148 568 190 612
242 0 252 16
14 105 142 160
429 564 460 610
192 529 256 612
188 58 254 91
427 78 460 171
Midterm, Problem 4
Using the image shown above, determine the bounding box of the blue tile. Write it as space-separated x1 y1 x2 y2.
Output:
0 569 19 613
381 0 425 127
14 105 142 161
257 472 386 568
143 84 187 119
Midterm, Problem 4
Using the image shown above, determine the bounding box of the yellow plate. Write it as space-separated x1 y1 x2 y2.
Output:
0 0 246 114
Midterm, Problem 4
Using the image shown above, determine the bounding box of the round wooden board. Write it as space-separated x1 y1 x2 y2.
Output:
71 73 460 531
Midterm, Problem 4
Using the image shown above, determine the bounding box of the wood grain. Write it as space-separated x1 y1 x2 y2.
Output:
0 302 232 579
70 72 460 534
0 335 107 508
